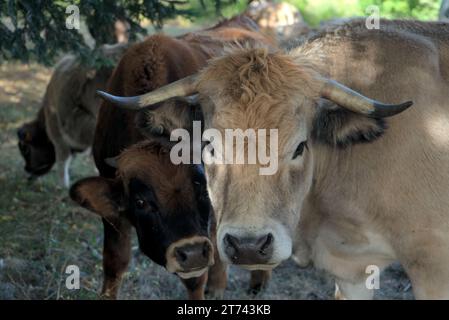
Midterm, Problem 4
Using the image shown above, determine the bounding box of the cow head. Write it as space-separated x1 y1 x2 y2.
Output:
70 141 214 278
17 116 55 177
98 47 412 270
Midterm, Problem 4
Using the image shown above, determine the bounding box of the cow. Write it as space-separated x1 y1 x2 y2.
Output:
99 19 449 299
246 0 304 30
17 43 128 187
70 140 216 299
244 1 312 50
73 15 275 299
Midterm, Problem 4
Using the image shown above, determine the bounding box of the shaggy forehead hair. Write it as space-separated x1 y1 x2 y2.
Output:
197 47 323 146
198 46 322 105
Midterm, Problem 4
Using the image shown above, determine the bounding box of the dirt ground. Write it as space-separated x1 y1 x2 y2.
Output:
0 62 414 300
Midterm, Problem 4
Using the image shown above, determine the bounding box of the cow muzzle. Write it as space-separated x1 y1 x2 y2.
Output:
166 236 214 279
218 224 292 270
223 233 274 265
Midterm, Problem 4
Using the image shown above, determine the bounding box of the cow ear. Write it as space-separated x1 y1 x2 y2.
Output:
70 177 123 219
312 99 387 148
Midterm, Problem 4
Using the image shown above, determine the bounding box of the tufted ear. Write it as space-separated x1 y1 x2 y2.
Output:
70 177 124 220
312 99 387 148
134 100 203 140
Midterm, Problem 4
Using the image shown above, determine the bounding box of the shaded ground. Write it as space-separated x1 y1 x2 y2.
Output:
0 62 414 300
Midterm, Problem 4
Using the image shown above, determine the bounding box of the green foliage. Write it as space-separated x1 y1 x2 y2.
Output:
0 0 441 66
286 0 440 26
0 0 236 66
189 0 247 20
359 0 440 20
0 1 87 65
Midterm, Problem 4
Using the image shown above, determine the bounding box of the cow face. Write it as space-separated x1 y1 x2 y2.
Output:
98 47 411 270
194 48 410 269
17 120 55 177
70 141 214 279
194 51 317 270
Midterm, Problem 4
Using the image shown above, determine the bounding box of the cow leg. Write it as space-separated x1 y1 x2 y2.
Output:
60 154 73 187
248 270 272 295
408 270 449 300
392 232 449 299
401 248 449 299
205 257 228 299
54 145 72 188
101 217 132 299
205 209 228 299
334 279 374 300
181 272 208 300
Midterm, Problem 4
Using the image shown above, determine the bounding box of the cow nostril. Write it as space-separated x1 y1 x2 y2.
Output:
223 232 275 265
175 248 188 263
224 234 239 262
202 242 209 258
224 234 239 249
259 233 274 256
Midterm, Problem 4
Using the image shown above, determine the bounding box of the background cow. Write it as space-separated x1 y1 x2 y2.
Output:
101 19 449 299
245 0 312 50
70 141 216 299
17 43 128 187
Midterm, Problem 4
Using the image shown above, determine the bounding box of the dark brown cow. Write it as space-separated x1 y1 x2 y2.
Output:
71 141 214 299
72 16 275 299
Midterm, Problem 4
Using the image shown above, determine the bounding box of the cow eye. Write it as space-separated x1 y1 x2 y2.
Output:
204 141 214 157
202 141 215 160
135 199 146 210
293 141 307 159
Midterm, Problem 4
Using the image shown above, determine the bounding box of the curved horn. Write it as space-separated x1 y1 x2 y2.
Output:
97 74 198 110
320 79 413 118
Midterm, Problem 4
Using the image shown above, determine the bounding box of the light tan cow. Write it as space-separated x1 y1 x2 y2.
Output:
246 0 304 31
99 19 449 299
245 0 311 48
